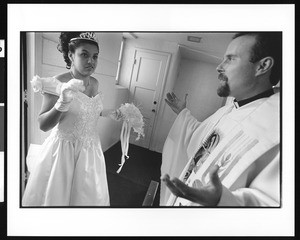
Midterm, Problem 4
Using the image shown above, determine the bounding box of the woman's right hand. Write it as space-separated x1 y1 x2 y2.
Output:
38 78 86 132
165 92 188 115
54 79 85 112
60 79 85 103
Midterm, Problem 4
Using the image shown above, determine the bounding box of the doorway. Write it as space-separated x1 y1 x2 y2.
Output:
128 48 170 150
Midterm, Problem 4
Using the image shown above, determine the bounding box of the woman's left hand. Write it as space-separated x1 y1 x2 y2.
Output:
101 109 123 120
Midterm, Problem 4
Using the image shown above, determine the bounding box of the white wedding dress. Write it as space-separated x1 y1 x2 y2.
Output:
22 78 110 206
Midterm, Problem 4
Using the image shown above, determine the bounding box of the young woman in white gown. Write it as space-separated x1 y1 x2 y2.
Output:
22 32 118 206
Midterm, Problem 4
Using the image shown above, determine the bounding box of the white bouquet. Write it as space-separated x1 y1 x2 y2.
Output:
116 103 145 173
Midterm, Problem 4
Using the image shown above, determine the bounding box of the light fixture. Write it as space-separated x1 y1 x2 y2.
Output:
187 36 201 43
122 32 138 39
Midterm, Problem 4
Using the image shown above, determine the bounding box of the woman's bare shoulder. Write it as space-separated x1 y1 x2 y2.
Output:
91 76 99 87
54 72 71 83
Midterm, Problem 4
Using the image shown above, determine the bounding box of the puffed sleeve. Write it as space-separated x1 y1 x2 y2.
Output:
31 75 62 96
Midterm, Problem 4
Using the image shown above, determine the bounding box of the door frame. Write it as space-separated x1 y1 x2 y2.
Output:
129 47 171 151
21 32 37 196
20 32 28 197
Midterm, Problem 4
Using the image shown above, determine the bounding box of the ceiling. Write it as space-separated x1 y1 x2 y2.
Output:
41 31 236 63
123 32 235 61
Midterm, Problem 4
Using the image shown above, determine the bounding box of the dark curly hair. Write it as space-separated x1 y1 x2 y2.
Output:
233 32 282 86
57 32 99 69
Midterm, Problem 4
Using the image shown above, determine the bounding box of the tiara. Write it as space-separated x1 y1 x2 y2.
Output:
70 32 98 43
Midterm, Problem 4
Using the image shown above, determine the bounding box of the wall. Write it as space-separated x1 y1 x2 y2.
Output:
173 58 225 122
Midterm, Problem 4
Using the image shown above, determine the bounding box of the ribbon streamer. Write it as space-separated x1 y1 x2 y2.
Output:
116 103 144 173
117 121 131 173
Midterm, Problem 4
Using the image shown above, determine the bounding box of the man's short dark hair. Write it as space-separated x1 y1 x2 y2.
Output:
233 32 282 86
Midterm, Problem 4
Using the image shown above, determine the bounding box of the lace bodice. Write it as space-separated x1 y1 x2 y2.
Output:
50 91 103 147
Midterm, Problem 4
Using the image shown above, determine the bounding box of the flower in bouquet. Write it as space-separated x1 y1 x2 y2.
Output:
119 103 145 140
117 103 145 173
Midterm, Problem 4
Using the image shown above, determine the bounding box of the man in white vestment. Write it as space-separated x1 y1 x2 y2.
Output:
160 32 281 207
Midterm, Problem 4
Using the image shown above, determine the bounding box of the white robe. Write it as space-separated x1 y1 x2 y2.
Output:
161 93 280 206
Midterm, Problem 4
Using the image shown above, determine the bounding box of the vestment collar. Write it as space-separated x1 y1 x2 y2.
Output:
233 88 275 108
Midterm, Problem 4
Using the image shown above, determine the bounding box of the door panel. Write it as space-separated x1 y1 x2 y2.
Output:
136 58 161 88
133 87 155 115
129 49 170 149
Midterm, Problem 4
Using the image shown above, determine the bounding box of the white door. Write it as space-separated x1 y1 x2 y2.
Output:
129 48 170 149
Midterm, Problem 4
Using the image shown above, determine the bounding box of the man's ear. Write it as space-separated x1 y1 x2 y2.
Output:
255 56 274 77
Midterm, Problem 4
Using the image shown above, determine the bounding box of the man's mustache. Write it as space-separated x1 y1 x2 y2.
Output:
218 73 228 81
